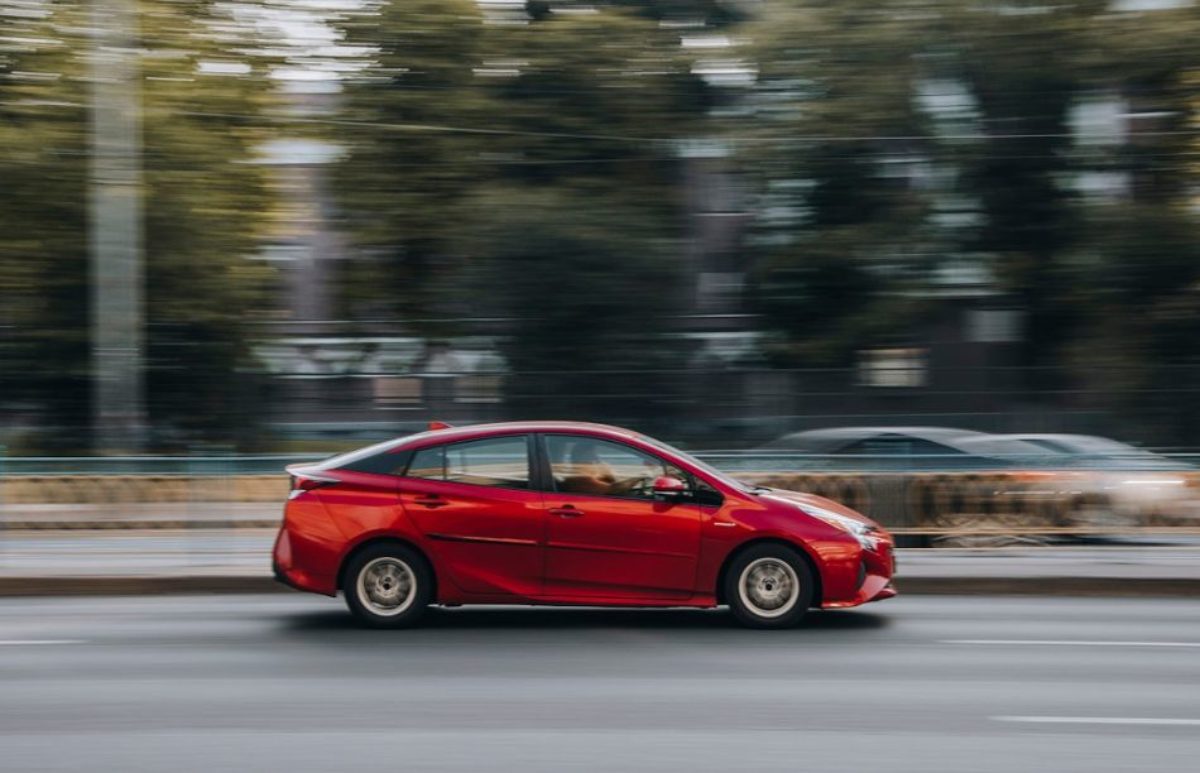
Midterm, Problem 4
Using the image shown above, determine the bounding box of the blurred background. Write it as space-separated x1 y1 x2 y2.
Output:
3 9 1200 770
1 0 1199 459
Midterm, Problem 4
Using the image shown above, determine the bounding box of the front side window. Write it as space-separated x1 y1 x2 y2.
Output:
546 435 685 500
406 435 531 489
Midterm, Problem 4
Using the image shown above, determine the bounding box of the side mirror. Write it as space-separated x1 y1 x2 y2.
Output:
652 475 688 499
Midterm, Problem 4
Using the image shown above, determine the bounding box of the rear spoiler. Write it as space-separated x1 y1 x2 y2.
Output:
285 463 335 479
286 463 339 498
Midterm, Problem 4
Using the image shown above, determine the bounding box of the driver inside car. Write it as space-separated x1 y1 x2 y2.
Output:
559 441 619 495
558 440 666 497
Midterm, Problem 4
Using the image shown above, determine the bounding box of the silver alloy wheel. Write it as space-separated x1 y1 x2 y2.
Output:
737 557 801 619
355 557 417 617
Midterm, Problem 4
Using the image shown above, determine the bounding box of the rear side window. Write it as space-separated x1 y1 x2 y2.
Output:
408 446 446 479
316 438 407 471
406 435 531 490
338 449 412 475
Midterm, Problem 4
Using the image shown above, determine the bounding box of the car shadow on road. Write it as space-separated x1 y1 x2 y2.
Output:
282 605 891 633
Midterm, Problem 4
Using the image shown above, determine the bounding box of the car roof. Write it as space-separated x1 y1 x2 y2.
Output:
308 422 643 471
399 421 641 448
762 426 986 452
991 433 1158 455
994 433 1120 444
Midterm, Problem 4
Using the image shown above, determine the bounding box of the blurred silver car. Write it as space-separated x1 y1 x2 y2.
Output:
755 426 1049 471
992 434 1199 530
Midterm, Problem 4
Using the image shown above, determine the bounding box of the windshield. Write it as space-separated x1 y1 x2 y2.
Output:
640 435 756 493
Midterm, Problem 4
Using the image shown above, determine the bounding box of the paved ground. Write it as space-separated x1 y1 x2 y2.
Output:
1 594 1198 772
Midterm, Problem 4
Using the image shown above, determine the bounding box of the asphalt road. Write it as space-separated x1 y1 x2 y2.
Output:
2 594 1199 773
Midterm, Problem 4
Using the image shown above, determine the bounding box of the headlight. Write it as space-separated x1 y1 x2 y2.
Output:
802 504 879 550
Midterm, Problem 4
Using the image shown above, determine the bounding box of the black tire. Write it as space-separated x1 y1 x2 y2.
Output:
723 543 814 629
342 543 433 629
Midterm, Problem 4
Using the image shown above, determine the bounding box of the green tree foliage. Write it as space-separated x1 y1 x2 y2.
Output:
332 0 489 325
1065 205 1200 442
746 0 1199 386
746 0 938 365
138 0 276 443
332 2 707 328
1 2 91 439
454 185 686 421
1062 2 1200 440
0 0 274 450
940 0 1106 375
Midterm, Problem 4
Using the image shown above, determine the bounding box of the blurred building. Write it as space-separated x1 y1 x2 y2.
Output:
256 89 347 331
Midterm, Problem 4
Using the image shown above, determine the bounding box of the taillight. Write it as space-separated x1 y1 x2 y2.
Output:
288 473 338 499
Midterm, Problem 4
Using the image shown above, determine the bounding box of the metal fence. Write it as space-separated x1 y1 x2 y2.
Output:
259 363 1200 450
2 451 1199 544
2 450 1198 476
8 363 1200 451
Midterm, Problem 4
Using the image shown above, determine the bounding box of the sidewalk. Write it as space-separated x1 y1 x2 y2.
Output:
1 529 1199 597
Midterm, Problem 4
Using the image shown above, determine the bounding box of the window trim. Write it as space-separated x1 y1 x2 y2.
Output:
402 433 536 492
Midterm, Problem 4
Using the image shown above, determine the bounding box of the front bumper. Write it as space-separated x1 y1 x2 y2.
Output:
821 539 897 609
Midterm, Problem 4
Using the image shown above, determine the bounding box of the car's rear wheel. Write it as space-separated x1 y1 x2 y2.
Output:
343 543 433 628
725 544 814 629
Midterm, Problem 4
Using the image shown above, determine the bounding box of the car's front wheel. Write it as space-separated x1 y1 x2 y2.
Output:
725 544 814 629
343 543 433 628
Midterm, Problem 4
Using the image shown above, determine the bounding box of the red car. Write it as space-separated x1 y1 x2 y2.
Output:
273 421 896 628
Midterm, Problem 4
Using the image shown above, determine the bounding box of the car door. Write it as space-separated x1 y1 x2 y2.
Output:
538 434 702 601
400 434 543 597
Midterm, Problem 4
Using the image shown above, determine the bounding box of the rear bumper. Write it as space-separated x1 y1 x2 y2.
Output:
272 559 304 592
272 527 337 596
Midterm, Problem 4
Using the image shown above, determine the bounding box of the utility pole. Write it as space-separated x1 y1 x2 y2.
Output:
89 0 147 452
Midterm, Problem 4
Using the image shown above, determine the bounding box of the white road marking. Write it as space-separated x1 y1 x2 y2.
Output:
945 639 1200 648
994 716 1200 727
0 639 86 646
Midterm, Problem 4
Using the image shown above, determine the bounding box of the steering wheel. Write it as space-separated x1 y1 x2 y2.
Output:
622 476 657 497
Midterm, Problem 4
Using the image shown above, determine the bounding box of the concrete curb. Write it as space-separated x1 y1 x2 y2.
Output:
0 576 285 597
896 576 1200 598
1 575 1198 598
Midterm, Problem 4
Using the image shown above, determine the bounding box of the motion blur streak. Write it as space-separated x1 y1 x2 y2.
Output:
994 716 1200 726
3 2 1200 768
2 0 1200 453
947 639 1200 647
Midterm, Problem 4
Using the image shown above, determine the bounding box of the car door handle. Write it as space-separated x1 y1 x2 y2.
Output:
549 506 584 518
412 496 448 508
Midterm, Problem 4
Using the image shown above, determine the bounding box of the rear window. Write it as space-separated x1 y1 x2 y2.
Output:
338 449 412 475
